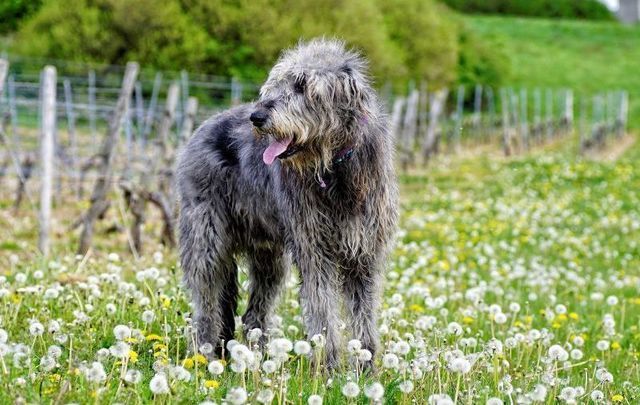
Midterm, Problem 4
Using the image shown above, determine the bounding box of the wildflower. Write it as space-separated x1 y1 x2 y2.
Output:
486 399 503 405
399 380 414 393
559 387 576 402
347 339 362 353
262 360 277 374
382 353 399 369
606 296 619 306
225 387 248 404
0 329 7 343
208 360 225 375
449 357 471 374
611 394 624 402
307 394 323 405
548 345 569 361
342 382 360 398
113 325 131 340
357 349 372 362
247 328 263 343
590 390 604 402
230 344 252 363
109 341 130 359
170 365 191 382
149 373 170 394
204 380 220 389
596 340 610 351
364 382 384 401
124 369 142 384
85 362 107 383
428 394 454 405
447 322 463 336
39 356 57 372
294 340 311 355
142 310 155 324
256 389 275 404
29 322 45 336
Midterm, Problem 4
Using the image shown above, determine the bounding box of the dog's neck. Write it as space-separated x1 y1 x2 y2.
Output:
316 143 356 188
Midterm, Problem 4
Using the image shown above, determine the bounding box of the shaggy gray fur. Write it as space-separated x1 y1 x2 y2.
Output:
176 39 398 369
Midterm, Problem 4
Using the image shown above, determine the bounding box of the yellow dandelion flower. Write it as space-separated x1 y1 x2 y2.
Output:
462 316 474 324
129 350 139 363
569 312 579 320
48 374 61 383
146 333 163 341
193 354 208 365
124 337 139 344
204 380 220 389
551 322 562 329
612 394 624 402
409 304 424 312
556 314 568 322
611 342 621 350
524 316 533 324
153 342 167 351
162 297 171 309
183 358 195 369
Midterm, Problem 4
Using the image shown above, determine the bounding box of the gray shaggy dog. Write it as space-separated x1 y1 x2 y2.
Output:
176 39 398 369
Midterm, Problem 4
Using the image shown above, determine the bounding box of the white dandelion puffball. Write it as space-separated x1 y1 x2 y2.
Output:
226 387 248 405
342 382 360 398
307 394 323 405
125 369 142 384
398 379 414 393
208 360 225 375
364 382 384 401
113 325 131 340
256 389 275 404
294 340 311 355
142 310 155 324
486 398 503 405
29 322 44 336
149 373 170 394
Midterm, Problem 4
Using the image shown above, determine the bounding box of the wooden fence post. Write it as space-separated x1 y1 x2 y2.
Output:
78 62 139 255
142 72 162 146
0 59 7 96
422 89 449 161
39 66 57 257
88 70 97 146
500 88 512 156
520 88 529 151
180 97 199 142
157 82 180 161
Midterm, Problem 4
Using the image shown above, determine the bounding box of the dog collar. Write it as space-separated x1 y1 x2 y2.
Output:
317 143 356 188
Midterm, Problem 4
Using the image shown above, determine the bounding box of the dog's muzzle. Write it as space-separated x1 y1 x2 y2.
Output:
250 109 269 128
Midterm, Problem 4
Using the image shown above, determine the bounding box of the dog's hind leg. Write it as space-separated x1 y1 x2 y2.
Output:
242 244 289 342
179 203 238 358
343 264 383 369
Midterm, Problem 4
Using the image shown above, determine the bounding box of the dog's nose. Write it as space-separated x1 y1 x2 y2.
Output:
250 110 268 128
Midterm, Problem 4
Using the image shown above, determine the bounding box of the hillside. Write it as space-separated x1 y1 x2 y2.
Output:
463 15 640 127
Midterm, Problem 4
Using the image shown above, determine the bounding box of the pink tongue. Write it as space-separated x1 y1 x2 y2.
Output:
263 137 293 165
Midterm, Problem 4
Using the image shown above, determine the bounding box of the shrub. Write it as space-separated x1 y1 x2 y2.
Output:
440 0 615 20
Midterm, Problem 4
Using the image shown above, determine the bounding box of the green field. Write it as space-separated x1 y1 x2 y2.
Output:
1 138 639 403
464 15 640 128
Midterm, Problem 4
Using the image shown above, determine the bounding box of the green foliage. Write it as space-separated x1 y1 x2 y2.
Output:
10 0 509 88
14 0 211 71
456 23 510 89
0 0 43 33
378 0 459 87
441 0 615 20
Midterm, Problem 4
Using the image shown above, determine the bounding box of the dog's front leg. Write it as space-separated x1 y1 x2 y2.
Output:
297 253 342 371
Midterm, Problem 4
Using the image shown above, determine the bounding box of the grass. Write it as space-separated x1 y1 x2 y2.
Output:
463 15 640 127
0 136 639 403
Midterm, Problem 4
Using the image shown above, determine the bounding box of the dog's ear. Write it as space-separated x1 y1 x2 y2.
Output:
339 64 371 119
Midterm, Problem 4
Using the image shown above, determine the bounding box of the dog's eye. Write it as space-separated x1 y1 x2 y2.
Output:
293 77 306 94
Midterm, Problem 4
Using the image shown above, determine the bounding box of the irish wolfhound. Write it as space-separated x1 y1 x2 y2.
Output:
177 39 398 369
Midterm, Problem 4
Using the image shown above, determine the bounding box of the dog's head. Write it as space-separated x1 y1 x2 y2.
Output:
252 38 376 168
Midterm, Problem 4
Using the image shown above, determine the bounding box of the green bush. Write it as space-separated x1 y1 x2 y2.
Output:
456 23 509 89
441 0 615 20
10 0 509 89
0 0 43 34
